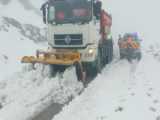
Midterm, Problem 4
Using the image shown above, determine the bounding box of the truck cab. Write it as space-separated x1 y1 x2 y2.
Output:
42 0 112 63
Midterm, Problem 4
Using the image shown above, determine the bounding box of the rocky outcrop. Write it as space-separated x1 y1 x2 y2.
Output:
0 17 46 43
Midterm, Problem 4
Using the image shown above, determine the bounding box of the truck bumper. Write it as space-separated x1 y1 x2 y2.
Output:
21 50 81 65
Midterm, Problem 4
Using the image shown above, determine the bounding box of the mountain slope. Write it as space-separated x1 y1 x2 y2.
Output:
0 0 46 80
0 0 44 26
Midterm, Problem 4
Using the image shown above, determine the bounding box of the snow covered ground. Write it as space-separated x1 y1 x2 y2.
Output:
53 53 160 120
0 65 83 120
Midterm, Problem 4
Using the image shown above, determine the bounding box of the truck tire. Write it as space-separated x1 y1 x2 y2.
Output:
108 47 113 63
88 53 102 79
106 40 113 63
137 52 142 61
95 51 102 74
86 49 102 80
49 65 66 77
120 53 125 59
127 56 132 62
110 40 113 61
49 65 57 77
74 62 84 82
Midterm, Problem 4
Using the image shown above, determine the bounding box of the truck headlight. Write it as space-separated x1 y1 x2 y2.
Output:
88 48 94 54
85 48 96 57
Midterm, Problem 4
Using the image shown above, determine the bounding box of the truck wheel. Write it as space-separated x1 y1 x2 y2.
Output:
110 40 113 61
87 49 102 80
106 40 113 63
108 47 113 63
96 52 102 74
127 53 134 62
127 56 132 62
74 62 84 82
49 65 58 77
136 52 142 61
120 53 125 59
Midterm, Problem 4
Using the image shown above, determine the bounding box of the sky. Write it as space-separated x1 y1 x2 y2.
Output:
103 0 160 46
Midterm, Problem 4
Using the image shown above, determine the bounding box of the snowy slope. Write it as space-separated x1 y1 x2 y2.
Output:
53 54 160 120
0 16 45 80
0 0 45 80
0 65 83 120
0 0 44 26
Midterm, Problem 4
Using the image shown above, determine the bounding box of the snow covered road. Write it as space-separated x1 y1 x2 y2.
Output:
1 51 160 120
53 52 160 120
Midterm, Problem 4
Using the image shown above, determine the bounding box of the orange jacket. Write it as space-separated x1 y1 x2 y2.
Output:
119 39 140 49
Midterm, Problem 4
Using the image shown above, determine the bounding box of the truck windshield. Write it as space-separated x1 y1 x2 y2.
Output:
48 0 92 24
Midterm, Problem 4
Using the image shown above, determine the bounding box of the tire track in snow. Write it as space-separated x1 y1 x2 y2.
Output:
127 54 160 119
52 59 135 120
0 64 83 120
32 59 124 120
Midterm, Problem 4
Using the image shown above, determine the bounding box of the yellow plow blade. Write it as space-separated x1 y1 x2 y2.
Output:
21 50 81 65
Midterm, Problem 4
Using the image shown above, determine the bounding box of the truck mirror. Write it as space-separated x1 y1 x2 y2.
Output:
48 6 55 23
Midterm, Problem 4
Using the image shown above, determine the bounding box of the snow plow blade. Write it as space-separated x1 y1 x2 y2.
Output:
21 50 81 65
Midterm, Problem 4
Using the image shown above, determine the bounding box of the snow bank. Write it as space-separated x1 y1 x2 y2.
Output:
0 65 83 120
53 53 160 120
52 60 131 120
0 18 43 80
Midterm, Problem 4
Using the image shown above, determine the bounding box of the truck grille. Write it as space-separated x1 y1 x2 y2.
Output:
54 34 83 45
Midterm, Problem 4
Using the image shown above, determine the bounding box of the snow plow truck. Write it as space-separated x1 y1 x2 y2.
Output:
21 0 113 82
118 33 142 62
